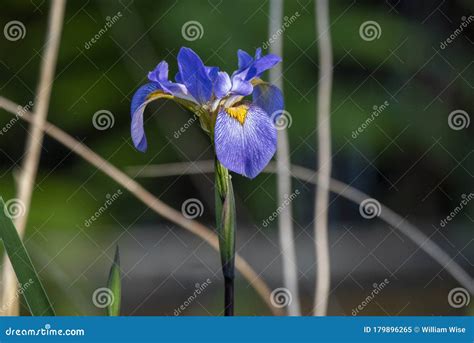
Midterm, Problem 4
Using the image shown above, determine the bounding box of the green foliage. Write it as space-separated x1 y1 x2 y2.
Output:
107 245 121 316
0 198 54 316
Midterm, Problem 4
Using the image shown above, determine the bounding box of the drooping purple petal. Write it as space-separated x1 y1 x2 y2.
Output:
177 47 212 104
130 83 160 152
253 83 284 118
215 104 277 178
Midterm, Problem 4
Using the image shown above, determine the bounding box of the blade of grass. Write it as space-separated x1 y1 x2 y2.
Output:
0 199 54 316
107 246 121 316
1 0 66 316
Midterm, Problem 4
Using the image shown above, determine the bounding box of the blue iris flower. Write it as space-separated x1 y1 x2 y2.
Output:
130 47 283 178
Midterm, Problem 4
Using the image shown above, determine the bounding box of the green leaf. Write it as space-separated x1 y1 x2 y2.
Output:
219 180 236 278
0 198 55 316
107 245 121 316
214 160 236 279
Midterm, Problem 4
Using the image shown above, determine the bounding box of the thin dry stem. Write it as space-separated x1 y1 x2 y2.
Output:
0 0 66 316
313 0 333 316
126 160 474 295
269 0 301 316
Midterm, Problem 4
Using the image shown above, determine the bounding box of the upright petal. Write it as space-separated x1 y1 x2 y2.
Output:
252 54 282 77
214 71 232 99
175 71 183 84
252 83 284 117
215 104 277 178
177 47 212 104
237 49 253 69
230 75 253 96
147 60 196 103
148 61 169 83
206 66 219 84
178 66 218 89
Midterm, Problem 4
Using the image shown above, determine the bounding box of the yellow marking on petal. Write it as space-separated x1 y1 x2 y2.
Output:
226 105 249 125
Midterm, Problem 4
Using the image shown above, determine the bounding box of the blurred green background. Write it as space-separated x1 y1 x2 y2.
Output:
0 0 472 316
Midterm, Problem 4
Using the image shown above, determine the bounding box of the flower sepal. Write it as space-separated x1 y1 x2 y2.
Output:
131 87 206 152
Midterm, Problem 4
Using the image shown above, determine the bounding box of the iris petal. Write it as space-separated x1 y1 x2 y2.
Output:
252 54 282 76
252 83 284 118
175 72 183 84
230 76 253 96
233 49 281 82
147 60 196 103
237 49 253 69
214 72 232 99
177 47 213 104
215 104 277 178
206 66 219 84
130 83 160 152
130 83 182 152
159 80 194 102
148 61 169 83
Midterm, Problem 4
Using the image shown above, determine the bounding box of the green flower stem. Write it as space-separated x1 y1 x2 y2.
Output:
214 158 236 316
